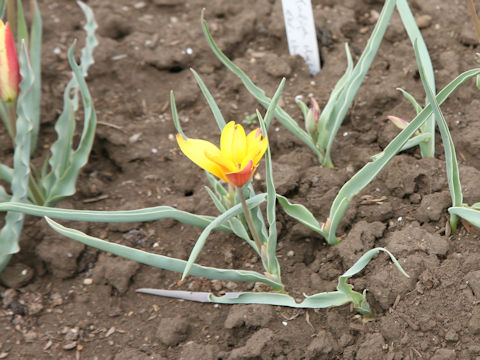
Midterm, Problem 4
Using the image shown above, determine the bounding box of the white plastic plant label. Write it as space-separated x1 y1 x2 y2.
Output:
281 0 321 75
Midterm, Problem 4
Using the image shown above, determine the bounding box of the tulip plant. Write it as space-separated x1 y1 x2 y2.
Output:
0 5 477 315
0 1 98 271
0 65 408 315
203 0 435 168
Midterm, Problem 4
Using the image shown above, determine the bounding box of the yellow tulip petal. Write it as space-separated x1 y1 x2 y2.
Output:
252 135 268 165
176 134 226 181
221 121 247 165
246 128 263 150
231 124 247 165
205 150 237 174
241 131 268 169
220 121 235 156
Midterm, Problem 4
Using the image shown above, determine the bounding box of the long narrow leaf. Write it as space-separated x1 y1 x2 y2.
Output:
200 10 322 160
0 164 13 183
449 207 480 227
276 194 327 238
138 247 406 312
43 40 97 205
0 43 35 258
0 201 233 231
170 91 185 138
413 40 462 230
16 0 28 47
191 68 226 130
182 193 266 280
327 68 480 244
397 0 435 157
397 88 422 114
28 0 42 152
45 217 283 290
257 80 284 277
323 0 396 167
42 3 97 204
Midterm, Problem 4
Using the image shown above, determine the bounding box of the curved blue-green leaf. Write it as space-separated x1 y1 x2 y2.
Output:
371 133 431 161
43 39 97 206
0 164 13 183
42 3 97 204
449 206 480 227
200 10 321 160
170 91 185 139
190 68 226 131
276 194 327 238
0 43 35 258
182 193 266 280
397 88 422 114
138 247 407 313
413 40 462 231
323 0 396 167
397 0 435 158
327 67 480 244
0 201 232 231
28 0 42 152
45 217 283 290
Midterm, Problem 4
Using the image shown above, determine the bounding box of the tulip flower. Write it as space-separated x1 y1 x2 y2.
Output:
0 21 19 104
305 97 320 139
387 115 409 130
177 121 268 188
388 115 421 136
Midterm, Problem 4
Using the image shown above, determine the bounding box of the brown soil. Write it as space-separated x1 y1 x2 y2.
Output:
1 0 480 359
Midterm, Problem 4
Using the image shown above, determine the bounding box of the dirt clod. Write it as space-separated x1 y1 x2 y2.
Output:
156 316 189 346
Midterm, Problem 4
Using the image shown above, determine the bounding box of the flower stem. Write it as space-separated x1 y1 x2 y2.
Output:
7 0 16 38
28 173 45 205
7 102 16 139
237 186 263 256
468 0 480 42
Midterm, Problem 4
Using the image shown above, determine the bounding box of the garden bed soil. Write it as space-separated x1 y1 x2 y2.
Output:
1 0 480 359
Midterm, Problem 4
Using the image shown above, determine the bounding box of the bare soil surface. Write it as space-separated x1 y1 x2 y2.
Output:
1 0 480 359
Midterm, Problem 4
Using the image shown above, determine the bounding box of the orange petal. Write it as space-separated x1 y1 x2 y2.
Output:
176 134 227 181
225 160 254 187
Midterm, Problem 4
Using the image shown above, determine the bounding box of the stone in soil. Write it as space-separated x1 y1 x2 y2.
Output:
415 191 451 223
92 255 140 294
227 328 273 360
430 348 456 360
336 220 386 267
156 315 189 346
385 224 449 257
355 333 386 360
224 304 274 329
36 236 85 279
0 263 34 288
465 270 480 299
306 330 339 358
180 341 223 360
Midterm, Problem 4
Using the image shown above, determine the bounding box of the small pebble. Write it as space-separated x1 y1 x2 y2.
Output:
63 342 77 350
134 1 146 9
105 327 116 338
129 133 142 143
415 15 432 29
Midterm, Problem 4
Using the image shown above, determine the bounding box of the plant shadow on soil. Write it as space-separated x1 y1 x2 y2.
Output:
1 0 480 359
